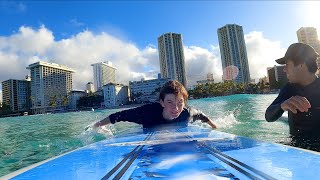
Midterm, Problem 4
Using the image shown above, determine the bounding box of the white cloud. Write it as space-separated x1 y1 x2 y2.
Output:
0 25 285 93
184 45 223 86
0 25 54 54
245 31 286 81
184 31 286 86
0 26 159 91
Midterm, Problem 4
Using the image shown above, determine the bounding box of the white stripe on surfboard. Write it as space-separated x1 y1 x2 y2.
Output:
106 137 230 146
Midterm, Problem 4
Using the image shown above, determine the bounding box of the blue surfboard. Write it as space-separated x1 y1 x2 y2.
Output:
3 126 320 180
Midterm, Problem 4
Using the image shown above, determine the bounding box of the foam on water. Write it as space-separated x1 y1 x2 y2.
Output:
80 123 114 145
214 113 240 128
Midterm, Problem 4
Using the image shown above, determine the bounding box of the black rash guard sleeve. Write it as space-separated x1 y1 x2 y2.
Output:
109 103 158 125
187 106 210 123
265 84 291 122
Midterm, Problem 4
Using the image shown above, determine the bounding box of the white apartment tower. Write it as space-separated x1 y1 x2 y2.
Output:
297 27 320 66
27 61 75 114
103 83 129 107
158 33 187 87
91 61 116 91
297 27 320 53
218 24 251 84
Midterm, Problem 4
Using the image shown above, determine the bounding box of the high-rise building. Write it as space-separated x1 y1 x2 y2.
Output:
297 27 320 66
267 65 288 89
297 27 320 53
103 83 129 107
86 82 95 93
158 33 187 87
91 61 116 91
218 24 251 84
196 73 215 85
27 61 75 114
1 78 31 113
0 96 2 108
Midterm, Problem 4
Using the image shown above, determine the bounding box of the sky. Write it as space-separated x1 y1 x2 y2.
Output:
0 1 320 100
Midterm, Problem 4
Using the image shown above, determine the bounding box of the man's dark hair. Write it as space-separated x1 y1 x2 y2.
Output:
159 80 188 102
276 43 319 73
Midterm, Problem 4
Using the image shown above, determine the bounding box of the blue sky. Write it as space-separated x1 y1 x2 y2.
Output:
1 1 315 47
0 1 319 94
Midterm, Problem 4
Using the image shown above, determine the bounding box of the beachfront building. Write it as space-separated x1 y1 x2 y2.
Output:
267 65 288 89
218 24 251 84
85 82 94 93
196 73 215 85
129 78 170 103
1 78 31 113
158 33 187 87
27 61 75 114
103 83 129 107
68 90 86 110
297 27 320 66
91 61 116 91
259 76 269 84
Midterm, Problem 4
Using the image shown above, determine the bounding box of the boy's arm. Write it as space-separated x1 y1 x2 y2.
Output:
189 107 217 129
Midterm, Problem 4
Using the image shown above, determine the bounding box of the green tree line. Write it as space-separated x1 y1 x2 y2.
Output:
188 81 270 99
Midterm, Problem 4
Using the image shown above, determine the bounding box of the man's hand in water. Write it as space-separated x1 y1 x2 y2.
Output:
281 96 311 114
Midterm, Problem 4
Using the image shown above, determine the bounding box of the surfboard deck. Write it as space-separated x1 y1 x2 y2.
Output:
3 126 320 180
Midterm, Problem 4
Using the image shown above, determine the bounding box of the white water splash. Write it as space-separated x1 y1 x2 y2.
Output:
214 113 239 129
79 123 114 145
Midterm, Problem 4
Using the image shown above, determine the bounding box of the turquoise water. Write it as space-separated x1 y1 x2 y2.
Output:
0 94 287 177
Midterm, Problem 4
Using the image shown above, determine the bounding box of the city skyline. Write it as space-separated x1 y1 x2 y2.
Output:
0 1 320 101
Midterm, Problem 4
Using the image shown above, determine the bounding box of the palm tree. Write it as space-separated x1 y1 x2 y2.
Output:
62 95 69 108
49 95 57 108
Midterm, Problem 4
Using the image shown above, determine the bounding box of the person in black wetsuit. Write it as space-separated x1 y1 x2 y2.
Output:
265 43 320 151
91 80 217 130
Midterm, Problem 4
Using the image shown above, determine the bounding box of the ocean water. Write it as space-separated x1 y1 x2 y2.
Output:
0 94 287 177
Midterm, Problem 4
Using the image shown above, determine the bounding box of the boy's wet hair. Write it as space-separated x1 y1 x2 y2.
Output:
159 80 188 102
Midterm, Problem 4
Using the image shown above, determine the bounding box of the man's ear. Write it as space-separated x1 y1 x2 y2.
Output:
160 99 165 107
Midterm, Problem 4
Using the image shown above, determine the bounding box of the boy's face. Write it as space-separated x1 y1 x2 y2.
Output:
160 93 185 120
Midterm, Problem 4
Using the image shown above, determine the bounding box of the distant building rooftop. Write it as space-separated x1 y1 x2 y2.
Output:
26 61 75 72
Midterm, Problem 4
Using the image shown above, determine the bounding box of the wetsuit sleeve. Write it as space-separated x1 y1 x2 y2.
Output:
109 104 150 125
187 106 210 123
265 84 291 122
